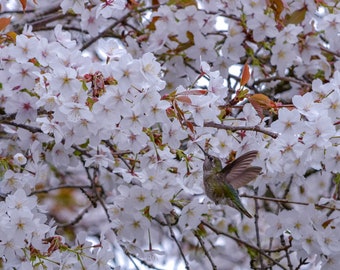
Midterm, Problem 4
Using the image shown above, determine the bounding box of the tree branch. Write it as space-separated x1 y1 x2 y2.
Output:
194 230 217 270
201 221 287 270
253 76 312 88
58 204 93 227
241 194 340 211
29 185 92 196
80 5 160 51
280 234 293 270
254 189 265 269
1 120 42 133
204 121 279 139
164 214 190 270
127 251 165 270
121 244 141 270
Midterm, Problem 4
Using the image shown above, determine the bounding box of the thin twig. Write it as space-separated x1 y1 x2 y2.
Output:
254 189 264 269
81 14 131 51
194 231 217 270
204 121 279 139
262 239 292 253
0 9 36 14
128 251 165 270
92 167 112 222
1 121 42 133
58 204 93 227
241 194 340 211
81 5 160 51
202 221 287 270
253 76 312 88
116 227 165 270
280 235 293 270
29 185 92 196
121 245 140 270
320 46 340 58
164 214 190 270
0 113 16 121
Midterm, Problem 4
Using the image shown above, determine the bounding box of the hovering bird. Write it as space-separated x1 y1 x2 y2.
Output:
198 145 261 218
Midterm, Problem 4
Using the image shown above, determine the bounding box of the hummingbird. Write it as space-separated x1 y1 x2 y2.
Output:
198 145 262 218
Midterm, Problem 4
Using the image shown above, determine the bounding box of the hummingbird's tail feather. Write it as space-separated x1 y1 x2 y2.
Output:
222 183 253 218
232 201 253 218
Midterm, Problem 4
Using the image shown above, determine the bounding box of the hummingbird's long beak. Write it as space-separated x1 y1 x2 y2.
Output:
196 143 209 157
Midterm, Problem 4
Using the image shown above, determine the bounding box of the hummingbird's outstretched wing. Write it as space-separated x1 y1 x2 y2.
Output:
227 166 262 189
221 150 261 189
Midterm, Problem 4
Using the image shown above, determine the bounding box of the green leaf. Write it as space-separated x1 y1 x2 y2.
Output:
333 173 340 185
79 139 90 149
286 7 307 25
81 80 88 91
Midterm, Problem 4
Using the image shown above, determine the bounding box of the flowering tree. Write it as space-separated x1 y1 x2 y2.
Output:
1 0 340 269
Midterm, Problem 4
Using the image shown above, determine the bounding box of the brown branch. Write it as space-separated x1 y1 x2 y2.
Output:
203 121 279 139
80 5 160 51
92 168 111 222
58 204 93 227
201 221 288 270
81 12 132 51
193 231 217 270
29 185 92 196
241 194 340 211
253 76 312 88
262 234 292 253
320 46 340 58
0 9 35 14
280 235 293 270
217 12 242 22
115 227 165 270
126 251 165 270
31 13 69 31
1 120 42 133
120 244 141 270
164 214 190 270
254 190 265 269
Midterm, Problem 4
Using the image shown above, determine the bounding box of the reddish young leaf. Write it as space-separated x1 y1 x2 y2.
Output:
248 93 276 119
127 0 140 9
0 17 11 32
240 63 251 87
177 89 208 96
173 101 185 121
314 0 326 5
186 121 195 133
175 95 192 104
249 98 265 120
19 0 27 11
248 93 276 109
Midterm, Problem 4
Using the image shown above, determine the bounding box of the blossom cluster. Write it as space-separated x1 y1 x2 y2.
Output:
0 0 340 269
